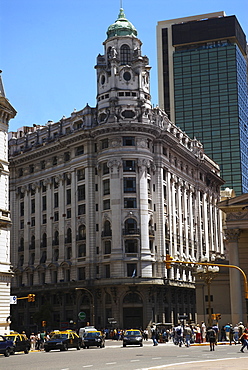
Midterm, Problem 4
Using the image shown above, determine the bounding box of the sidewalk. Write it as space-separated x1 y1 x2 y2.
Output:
148 357 248 369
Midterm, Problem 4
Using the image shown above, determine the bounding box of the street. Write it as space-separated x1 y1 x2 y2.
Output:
1 340 248 370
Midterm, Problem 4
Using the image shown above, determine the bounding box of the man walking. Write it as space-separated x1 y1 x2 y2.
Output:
207 326 216 351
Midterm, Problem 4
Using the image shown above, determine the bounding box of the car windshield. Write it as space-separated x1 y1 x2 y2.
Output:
51 334 68 339
125 331 140 336
85 332 100 338
4 336 15 341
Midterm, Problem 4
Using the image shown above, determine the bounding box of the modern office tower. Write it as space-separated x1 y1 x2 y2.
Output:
8 9 224 332
157 12 248 195
0 72 16 335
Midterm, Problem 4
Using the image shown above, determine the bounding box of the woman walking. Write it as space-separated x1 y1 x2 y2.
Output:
239 328 248 353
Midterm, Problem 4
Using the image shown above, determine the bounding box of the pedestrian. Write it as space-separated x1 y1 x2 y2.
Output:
201 322 206 343
143 328 148 341
239 328 248 353
229 324 234 345
224 323 231 341
184 324 192 347
220 326 226 341
207 326 216 351
30 332 36 350
195 324 202 343
151 325 158 346
175 324 183 347
233 324 239 344
212 323 219 345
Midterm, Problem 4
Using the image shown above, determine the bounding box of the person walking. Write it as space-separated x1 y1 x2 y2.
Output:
224 323 231 341
207 326 216 351
233 324 239 344
30 332 36 351
201 322 206 343
229 324 234 345
184 324 192 347
151 325 158 346
239 328 248 353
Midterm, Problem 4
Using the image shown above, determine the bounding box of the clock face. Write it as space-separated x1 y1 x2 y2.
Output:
123 71 131 81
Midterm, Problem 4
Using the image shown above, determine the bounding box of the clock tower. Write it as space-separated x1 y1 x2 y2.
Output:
95 8 152 124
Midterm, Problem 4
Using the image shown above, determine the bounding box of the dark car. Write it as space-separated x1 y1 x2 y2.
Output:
81 331 105 349
44 330 81 352
0 335 14 357
4 332 30 354
123 329 143 347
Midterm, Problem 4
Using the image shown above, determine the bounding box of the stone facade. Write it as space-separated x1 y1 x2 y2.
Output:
8 9 224 332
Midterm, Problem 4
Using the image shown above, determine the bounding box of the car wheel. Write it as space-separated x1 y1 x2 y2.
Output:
82 345 86 349
4 348 10 357
24 347 29 354
77 344 81 350
86 346 89 349
45 348 50 352
140 343 143 347
123 344 126 347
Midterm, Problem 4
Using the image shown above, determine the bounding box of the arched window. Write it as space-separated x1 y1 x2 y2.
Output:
40 250 47 264
54 230 59 245
103 220 112 237
78 225 86 240
42 233 47 248
29 252 35 265
54 248 59 262
19 254 24 267
66 246 72 260
124 218 137 234
120 44 130 65
66 228 72 243
125 239 138 253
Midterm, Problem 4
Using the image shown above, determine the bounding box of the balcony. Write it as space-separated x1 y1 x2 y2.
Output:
101 230 112 237
122 228 140 236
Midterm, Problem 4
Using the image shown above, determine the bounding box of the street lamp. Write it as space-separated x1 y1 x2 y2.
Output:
195 264 219 326
75 287 95 327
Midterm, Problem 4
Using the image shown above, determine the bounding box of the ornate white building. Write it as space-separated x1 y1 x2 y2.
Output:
0 72 16 334
8 9 224 332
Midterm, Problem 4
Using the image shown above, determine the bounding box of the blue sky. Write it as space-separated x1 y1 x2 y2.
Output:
1 0 247 132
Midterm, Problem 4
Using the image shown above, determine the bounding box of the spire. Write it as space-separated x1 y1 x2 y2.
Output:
106 8 137 39
0 70 6 97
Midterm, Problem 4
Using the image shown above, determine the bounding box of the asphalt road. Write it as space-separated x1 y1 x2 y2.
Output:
1 340 248 370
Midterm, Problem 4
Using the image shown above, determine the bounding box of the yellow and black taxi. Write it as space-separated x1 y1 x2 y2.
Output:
123 329 143 347
81 331 105 349
44 330 81 352
4 332 30 354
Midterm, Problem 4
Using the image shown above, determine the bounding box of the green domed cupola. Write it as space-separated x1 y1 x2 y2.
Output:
107 8 137 39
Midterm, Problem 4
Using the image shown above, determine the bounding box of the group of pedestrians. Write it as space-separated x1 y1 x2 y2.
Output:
29 331 50 351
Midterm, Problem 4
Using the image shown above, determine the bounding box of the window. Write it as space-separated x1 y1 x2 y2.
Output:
77 168 85 181
29 164 34 173
75 145 84 156
123 136 135 146
19 238 24 251
124 198 137 208
66 228 72 243
102 162 109 175
104 240 111 254
42 214 47 224
124 218 137 234
20 202 24 216
101 139 108 149
78 267 85 280
78 225 86 240
66 189 71 205
78 243 86 257
124 177 136 193
103 179 110 195
123 160 136 172
67 208 71 218
66 247 72 260
40 251 47 264
78 204 86 215
125 239 138 253
53 248 59 261
103 199 110 210
30 235 35 249
105 265 110 278
42 196 47 211
31 199 35 214
54 193 59 208
78 185 85 201
19 168 23 177
103 220 112 236
64 151 70 162
42 233 47 248
54 230 59 245
20 220 24 229
41 160 46 170
120 44 130 64
42 181 46 192
53 156 57 166
54 211 59 221
127 263 137 277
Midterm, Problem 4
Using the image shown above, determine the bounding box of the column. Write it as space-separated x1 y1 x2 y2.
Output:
225 229 243 324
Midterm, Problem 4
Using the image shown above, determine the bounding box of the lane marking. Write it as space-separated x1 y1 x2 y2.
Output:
152 357 162 359
131 359 140 362
106 362 117 365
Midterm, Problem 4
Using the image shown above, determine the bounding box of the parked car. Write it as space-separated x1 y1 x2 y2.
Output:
81 331 105 348
44 330 81 352
0 335 14 357
4 332 30 354
123 329 143 347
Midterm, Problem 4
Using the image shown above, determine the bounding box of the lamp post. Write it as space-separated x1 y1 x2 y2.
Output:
195 264 219 326
75 287 95 327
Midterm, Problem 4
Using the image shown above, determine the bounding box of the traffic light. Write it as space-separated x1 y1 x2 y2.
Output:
212 314 216 320
42 321 46 327
28 294 35 302
165 254 173 269
216 313 221 320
